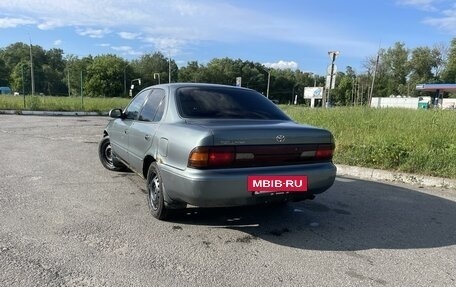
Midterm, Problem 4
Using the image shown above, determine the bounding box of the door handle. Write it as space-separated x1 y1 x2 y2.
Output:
145 134 151 140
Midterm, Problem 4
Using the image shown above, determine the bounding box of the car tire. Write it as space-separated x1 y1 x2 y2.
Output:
147 162 168 220
98 136 125 171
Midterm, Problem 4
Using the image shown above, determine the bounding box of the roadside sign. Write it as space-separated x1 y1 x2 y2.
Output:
326 64 337 75
236 77 242 87
325 75 336 89
304 87 324 99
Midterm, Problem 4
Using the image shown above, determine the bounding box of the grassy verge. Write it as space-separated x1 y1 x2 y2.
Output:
0 95 130 113
281 106 456 179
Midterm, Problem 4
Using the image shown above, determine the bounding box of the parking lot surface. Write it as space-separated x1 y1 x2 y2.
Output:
1 115 456 286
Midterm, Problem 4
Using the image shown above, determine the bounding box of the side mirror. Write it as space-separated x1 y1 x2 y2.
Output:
109 108 123 119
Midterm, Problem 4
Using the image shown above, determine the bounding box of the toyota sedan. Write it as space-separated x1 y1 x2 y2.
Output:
99 83 336 220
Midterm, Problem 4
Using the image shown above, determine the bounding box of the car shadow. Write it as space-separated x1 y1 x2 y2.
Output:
169 177 456 251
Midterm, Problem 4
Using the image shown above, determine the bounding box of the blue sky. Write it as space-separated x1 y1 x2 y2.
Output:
0 0 455 75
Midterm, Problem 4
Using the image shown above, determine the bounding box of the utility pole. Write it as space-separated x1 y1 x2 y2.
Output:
29 37 35 96
369 50 380 105
80 71 83 110
168 52 171 83
326 51 339 108
21 64 25 107
67 67 71 97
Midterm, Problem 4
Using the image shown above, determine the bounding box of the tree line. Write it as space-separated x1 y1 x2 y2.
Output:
1 39 455 105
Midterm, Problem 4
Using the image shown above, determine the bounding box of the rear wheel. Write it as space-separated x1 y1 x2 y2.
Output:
98 136 125 171
147 162 168 220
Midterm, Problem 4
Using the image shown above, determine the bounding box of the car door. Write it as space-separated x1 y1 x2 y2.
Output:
109 89 151 163
128 88 167 173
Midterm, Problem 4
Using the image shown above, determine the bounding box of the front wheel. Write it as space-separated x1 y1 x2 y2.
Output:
98 136 125 171
147 162 168 220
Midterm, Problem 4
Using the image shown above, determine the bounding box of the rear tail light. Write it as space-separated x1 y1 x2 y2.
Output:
315 144 334 160
188 144 334 169
188 147 235 168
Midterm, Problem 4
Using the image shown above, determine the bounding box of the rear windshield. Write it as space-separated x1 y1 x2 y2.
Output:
176 86 290 120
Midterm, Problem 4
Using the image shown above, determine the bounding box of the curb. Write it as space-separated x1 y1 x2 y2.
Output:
336 164 456 190
0 110 108 116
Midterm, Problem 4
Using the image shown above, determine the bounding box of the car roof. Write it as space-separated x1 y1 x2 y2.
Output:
151 82 254 91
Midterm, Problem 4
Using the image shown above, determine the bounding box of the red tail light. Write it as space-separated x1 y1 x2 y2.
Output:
208 147 235 166
188 147 235 168
188 144 334 169
315 144 334 160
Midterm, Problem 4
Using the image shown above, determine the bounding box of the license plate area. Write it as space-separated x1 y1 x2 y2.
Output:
247 175 308 193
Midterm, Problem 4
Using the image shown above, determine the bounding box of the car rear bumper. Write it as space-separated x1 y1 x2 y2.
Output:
159 163 337 207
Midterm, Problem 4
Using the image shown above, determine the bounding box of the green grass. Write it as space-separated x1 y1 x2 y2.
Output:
0 95 130 113
281 106 456 179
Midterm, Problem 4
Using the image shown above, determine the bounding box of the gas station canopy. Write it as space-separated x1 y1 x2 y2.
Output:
416 84 456 92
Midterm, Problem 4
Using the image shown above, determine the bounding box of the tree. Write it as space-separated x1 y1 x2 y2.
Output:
442 38 456 84
1 43 33 92
40 48 66 95
178 61 205 82
332 66 358 106
382 42 410 95
408 46 441 96
131 52 174 86
433 42 448 80
0 58 8 86
200 58 242 85
85 54 127 97
0 42 68 95
64 54 94 97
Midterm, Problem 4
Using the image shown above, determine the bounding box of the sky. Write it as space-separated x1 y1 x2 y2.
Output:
0 0 455 75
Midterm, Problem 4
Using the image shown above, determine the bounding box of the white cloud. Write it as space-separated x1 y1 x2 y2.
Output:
0 17 35 28
53 39 62 46
37 18 65 30
118 32 141 40
424 6 456 34
396 0 439 12
264 61 299 70
143 37 187 56
111 45 143 56
76 27 111 38
398 0 456 35
0 0 376 59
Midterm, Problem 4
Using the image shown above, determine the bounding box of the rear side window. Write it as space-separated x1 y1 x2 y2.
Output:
176 87 290 120
139 89 166 122
124 89 150 120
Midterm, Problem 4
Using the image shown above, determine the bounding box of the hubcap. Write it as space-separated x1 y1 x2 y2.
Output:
149 174 160 210
104 143 113 164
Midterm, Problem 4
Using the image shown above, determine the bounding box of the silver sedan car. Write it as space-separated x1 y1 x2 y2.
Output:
99 83 336 220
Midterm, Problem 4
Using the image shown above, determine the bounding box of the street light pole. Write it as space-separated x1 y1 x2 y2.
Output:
326 51 339 108
168 52 171 83
21 64 25 108
29 37 35 96
123 64 128 96
266 69 270 98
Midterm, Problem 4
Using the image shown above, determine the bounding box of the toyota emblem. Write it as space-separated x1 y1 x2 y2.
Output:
276 135 286 143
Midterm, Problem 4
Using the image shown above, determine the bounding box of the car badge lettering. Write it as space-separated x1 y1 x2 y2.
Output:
276 135 285 143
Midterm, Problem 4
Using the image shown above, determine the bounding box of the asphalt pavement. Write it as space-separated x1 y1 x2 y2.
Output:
1 114 455 287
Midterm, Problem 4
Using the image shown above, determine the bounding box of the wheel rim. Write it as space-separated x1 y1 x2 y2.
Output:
148 173 160 210
104 143 114 166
